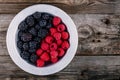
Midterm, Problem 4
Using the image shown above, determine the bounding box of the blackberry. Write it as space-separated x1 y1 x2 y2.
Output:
29 28 37 36
42 13 50 20
20 51 30 60
34 37 41 43
35 24 41 30
23 43 29 50
38 29 48 38
18 31 24 37
29 41 38 49
46 23 52 29
21 33 32 42
39 19 47 27
28 48 36 53
18 21 28 31
17 41 23 49
26 16 35 27
30 53 38 64
33 12 41 19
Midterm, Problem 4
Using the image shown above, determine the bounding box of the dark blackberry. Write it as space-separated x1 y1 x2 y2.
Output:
46 23 52 29
42 13 50 20
34 37 41 43
23 43 29 50
20 51 30 60
28 48 36 53
21 33 32 42
26 16 35 27
29 41 38 49
18 21 28 31
39 19 47 27
18 31 23 37
33 12 41 19
29 28 37 36
17 41 23 49
38 29 48 38
30 53 38 64
35 24 41 30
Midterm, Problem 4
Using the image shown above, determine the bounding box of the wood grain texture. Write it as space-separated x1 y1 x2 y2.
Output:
1 14 120 55
0 56 120 80
0 0 118 14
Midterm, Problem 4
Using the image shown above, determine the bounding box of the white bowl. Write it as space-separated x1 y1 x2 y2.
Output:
6 4 78 75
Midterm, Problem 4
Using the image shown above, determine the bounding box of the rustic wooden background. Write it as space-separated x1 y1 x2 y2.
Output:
0 0 120 80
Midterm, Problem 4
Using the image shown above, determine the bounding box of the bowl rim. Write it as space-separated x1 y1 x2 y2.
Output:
6 4 78 75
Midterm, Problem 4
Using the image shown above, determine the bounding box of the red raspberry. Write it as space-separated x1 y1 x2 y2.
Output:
53 32 61 40
57 24 66 32
53 16 61 26
45 36 54 44
41 42 49 50
57 39 62 46
61 31 69 40
58 48 65 57
50 51 58 58
37 59 45 67
61 41 70 50
49 28 57 35
50 43 57 51
36 49 43 56
40 52 50 61
51 57 58 63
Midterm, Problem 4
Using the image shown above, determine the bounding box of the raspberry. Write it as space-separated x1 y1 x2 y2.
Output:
30 54 38 64
37 59 45 67
50 43 57 51
57 24 66 32
49 28 57 35
40 52 50 61
53 32 61 40
26 16 35 27
41 42 49 50
53 16 61 26
57 39 62 46
51 57 58 63
61 32 69 40
61 41 70 50
58 48 65 57
36 49 43 56
45 36 54 44
50 51 58 58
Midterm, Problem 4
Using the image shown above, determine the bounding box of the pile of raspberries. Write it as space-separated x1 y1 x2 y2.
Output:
17 12 70 67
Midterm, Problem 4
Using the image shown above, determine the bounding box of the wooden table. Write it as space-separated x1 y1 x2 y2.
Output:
0 0 120 80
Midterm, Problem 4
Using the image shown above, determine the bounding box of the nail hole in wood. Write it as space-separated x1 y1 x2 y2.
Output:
92 39 95 42
96 32 101 35
101 18 110 25
97 40 101 42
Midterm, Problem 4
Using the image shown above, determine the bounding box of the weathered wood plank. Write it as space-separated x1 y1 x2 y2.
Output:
0 0 117 14
1 14 120 55
0 56 120 80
